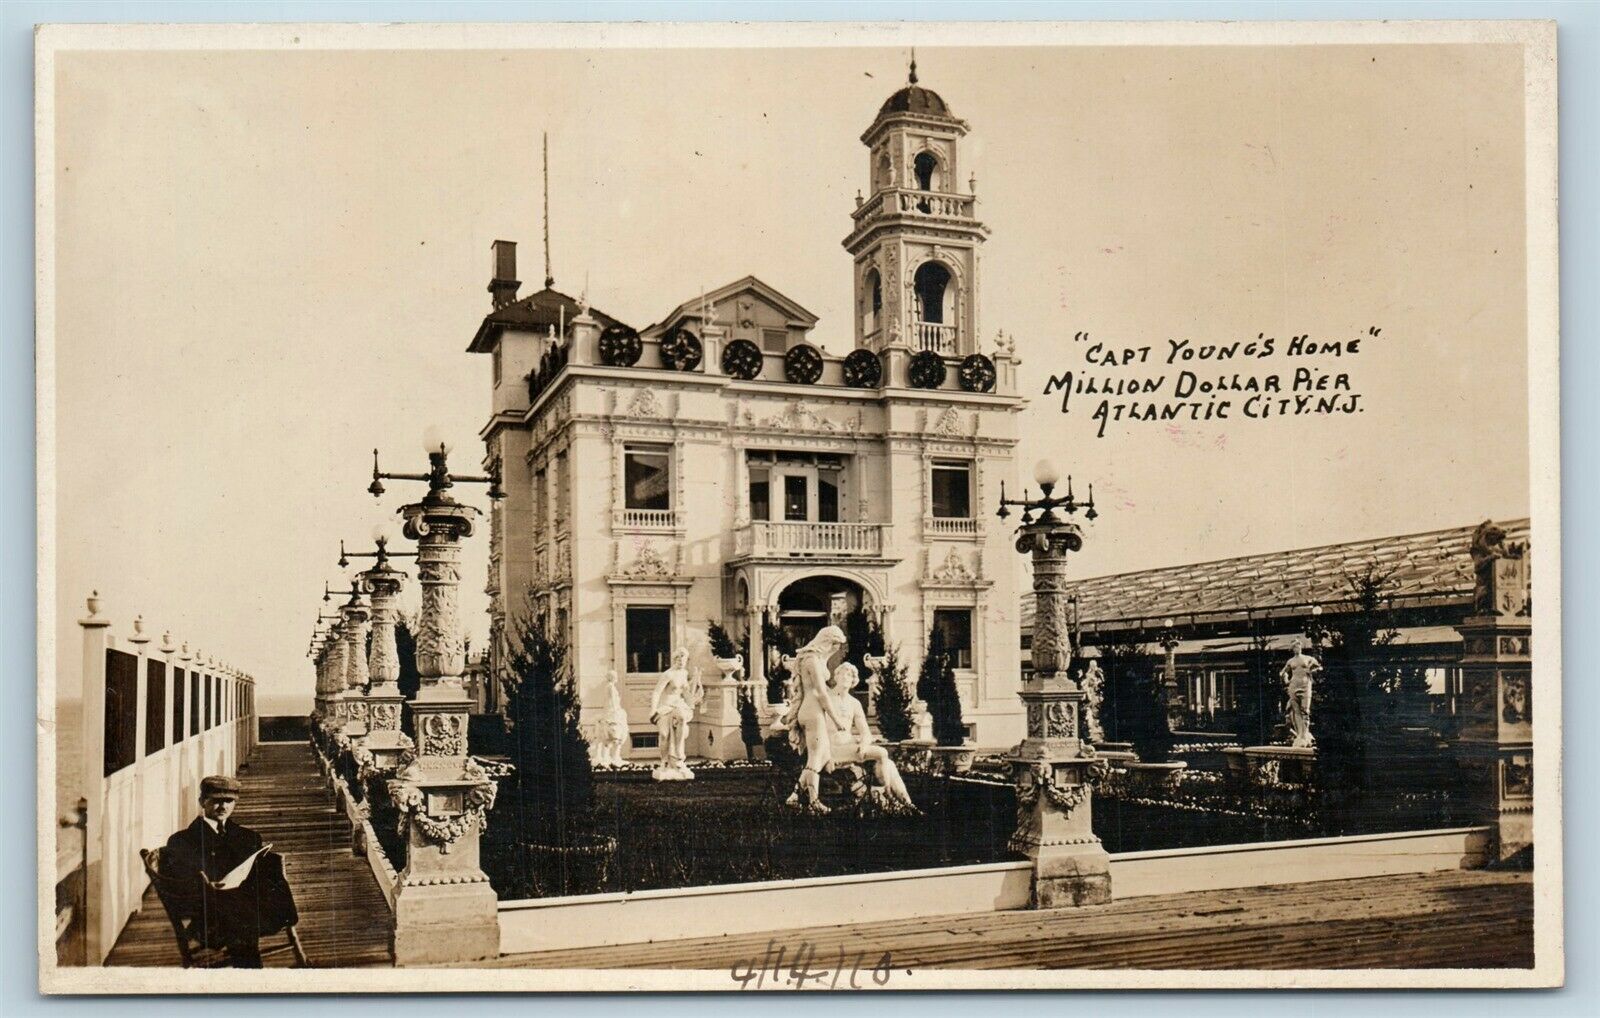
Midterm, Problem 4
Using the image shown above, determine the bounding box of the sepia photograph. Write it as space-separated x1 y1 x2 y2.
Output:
35 19 1562 992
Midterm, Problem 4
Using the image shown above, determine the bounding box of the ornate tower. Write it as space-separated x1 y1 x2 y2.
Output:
843 59 989 357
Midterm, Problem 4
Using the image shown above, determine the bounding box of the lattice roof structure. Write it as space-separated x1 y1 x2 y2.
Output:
1020 518 1531 639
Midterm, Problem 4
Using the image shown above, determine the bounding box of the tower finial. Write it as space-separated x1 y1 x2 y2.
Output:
909 48 918 85
542 131 554 289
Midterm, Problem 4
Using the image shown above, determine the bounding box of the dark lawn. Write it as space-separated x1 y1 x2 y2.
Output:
483 768 1360 900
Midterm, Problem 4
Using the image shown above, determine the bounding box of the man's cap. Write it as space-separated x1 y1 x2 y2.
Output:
200 775 242 798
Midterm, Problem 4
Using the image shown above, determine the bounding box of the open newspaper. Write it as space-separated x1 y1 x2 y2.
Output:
213 845 270 892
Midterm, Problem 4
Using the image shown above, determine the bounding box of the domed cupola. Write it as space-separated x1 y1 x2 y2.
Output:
844 56 987 358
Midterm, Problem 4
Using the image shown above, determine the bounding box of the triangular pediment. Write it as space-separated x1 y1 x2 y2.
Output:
652 275 820 336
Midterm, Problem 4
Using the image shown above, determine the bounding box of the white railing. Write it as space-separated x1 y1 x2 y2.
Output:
73 595 258 965
613 507 679 531
733 521 886 558
926 516 980 537
914 321 957 355
895 189 976 219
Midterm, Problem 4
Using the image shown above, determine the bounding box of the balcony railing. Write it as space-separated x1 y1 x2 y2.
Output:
894 190 975 219
733 521 887 558
914 321 957 355
613 507 679 531
926 516 980 537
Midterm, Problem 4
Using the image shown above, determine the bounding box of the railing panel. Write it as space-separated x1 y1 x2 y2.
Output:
914 321 957 355
733 521 886 557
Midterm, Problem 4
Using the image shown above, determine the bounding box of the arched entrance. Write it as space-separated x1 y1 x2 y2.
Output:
775 574 867 648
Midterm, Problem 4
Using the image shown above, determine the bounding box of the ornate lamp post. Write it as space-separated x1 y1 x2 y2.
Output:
1304 604 1329 654
315 610 348 735
366 427 505 965
1158 617 1184 730
995 459 1111 907
341 524 417 767
323 581 371 740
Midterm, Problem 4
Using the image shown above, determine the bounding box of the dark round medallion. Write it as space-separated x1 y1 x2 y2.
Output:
720 338 764 380
842 348 883 388
784 343 825 385
958 353 997 393
598 324 643 367
659 328 703 371
908 349 948 389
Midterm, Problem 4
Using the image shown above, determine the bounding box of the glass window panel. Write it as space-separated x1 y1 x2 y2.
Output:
624 446 671 510
625 606 672 674
172 667 186 743
819 474 839 522
933 609 974 670
931 461 973 518
783 475 808 521
103 650 138 776
146 661 166 755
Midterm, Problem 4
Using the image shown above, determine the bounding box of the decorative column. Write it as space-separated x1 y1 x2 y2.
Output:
1455 523 1532 865
362 547 414 768
998 465 1111 908
382 440 500 965
341 592 371 740
321 623 348 735
1158 620 1184 731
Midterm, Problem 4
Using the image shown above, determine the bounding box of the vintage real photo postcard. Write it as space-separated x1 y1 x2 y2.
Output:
36 19 1561 992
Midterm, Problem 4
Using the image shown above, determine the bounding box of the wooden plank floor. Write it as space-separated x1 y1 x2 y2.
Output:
106 742 394 968
487 869 1533 971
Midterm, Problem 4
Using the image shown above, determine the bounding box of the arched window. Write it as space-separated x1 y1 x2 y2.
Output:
914 151 939 192
863 268 882 335
914 261 953 324
876 152 893 191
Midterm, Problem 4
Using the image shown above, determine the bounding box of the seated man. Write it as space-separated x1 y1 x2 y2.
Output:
162 775 298 967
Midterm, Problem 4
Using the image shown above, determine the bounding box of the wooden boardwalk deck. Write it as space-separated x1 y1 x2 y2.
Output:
487 869 1533 971
105 742 394 968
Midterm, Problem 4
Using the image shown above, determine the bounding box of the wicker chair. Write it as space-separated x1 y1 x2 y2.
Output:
139 847 307 967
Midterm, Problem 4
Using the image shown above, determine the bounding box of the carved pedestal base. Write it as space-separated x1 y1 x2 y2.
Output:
693 677 747 760
1456 614 1532 865
341 695 370 740
362 691 412 767
388 760 500 966
1006 755 1111 908
1008 675 1111 908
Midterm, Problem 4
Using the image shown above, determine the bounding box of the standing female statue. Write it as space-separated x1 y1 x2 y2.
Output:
778 625 849 811
827 663 917 812
1279 638 1321 749
649 647 700 780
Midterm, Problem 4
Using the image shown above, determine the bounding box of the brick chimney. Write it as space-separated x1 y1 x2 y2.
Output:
488 240 520 310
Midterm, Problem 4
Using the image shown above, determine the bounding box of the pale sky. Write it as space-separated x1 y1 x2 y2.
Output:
48 42 1530 708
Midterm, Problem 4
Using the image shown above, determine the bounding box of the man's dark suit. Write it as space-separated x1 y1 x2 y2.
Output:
163 817 299 966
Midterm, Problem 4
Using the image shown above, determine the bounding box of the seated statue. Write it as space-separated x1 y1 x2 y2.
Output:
826 663 917 813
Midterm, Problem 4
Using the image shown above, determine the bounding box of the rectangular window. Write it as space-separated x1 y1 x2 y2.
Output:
204 673 214 730
761 328 787 353
555 453 570 526
749 466 770 522
103 649 138 776
189 671 200 736
172 667 186 742
215 676 223 726
630 732 660 750
533 468 546 528
625 606 672 674
623 444 671 511
492 347 502 386
783 474 808 521
931 460 973 519
818 466 841 523
933 608 974 670
145 661 167 755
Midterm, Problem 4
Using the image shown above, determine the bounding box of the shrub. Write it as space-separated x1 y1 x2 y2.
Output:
497 602 593 845
873 646 914 742
737 685 762 759
707 620 739 660
1096 637 1171 762
762 619 796 703
919 628 966 746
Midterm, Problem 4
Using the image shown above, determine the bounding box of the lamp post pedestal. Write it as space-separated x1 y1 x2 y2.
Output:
386 483 499 965
341 597 371 741
1006 515 1111 908
362 560 414 767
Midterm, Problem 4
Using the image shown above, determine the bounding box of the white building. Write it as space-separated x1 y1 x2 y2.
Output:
471 71 1028 757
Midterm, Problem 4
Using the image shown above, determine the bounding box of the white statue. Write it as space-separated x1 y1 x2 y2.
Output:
649 648 701 780
1279 638 1321 749
778 626 850 812
592 669 630 768
827 663 917 812
1079 657 1106 743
